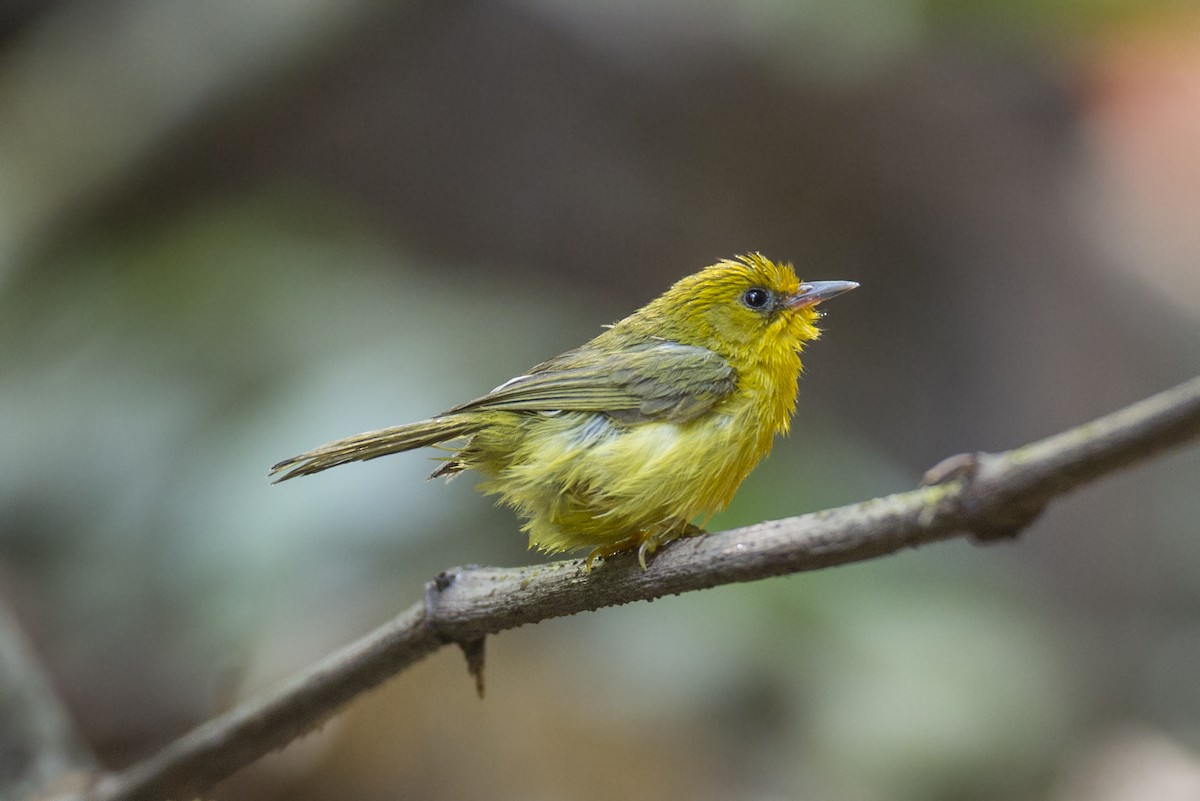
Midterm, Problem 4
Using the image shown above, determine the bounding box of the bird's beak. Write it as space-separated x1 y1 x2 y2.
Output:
784 280 859 309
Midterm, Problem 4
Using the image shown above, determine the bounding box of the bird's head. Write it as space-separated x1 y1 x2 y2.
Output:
631 254 857 363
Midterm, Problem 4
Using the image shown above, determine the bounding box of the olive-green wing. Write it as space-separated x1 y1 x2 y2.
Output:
447 341 737 424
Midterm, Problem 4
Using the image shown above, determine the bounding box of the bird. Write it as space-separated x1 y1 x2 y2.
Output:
270 254 857 569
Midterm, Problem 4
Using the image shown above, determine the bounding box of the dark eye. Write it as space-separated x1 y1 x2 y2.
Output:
742 288 770 309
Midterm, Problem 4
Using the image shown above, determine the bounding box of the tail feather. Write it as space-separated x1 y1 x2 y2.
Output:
270 416 479 482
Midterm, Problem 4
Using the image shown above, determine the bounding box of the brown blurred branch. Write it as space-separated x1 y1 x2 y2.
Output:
0 599 96 800
53 374 1200 801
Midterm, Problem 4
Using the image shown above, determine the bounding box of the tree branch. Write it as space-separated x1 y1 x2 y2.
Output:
0 598 96 800
58 374 1200 801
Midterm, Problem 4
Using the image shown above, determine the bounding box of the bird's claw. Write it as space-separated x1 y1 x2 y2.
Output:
637 539 657 571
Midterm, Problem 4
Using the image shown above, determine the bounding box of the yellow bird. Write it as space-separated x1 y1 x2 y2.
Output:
271 254 856 569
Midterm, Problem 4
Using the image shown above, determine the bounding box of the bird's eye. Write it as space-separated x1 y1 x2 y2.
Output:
742 288 770 309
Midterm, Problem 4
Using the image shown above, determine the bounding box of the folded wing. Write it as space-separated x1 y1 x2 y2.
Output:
449 341 737 424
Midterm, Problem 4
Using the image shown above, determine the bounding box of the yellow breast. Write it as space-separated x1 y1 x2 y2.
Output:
471 344 800 555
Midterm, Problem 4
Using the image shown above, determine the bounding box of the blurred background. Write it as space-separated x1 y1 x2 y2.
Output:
2 1 1199 799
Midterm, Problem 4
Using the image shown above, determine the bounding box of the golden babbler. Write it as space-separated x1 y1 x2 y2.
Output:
271 254 857 568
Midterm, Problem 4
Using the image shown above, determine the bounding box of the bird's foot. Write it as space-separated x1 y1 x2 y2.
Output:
636 523 706 570
584 536 639 573
585 524 707 572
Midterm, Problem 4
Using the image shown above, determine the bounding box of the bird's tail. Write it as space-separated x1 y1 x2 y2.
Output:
269 416 480 482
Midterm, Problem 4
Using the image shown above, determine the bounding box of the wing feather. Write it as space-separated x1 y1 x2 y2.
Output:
447 341 736 424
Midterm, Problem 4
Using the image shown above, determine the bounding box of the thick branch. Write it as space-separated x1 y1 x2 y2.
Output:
67 375 1200 801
